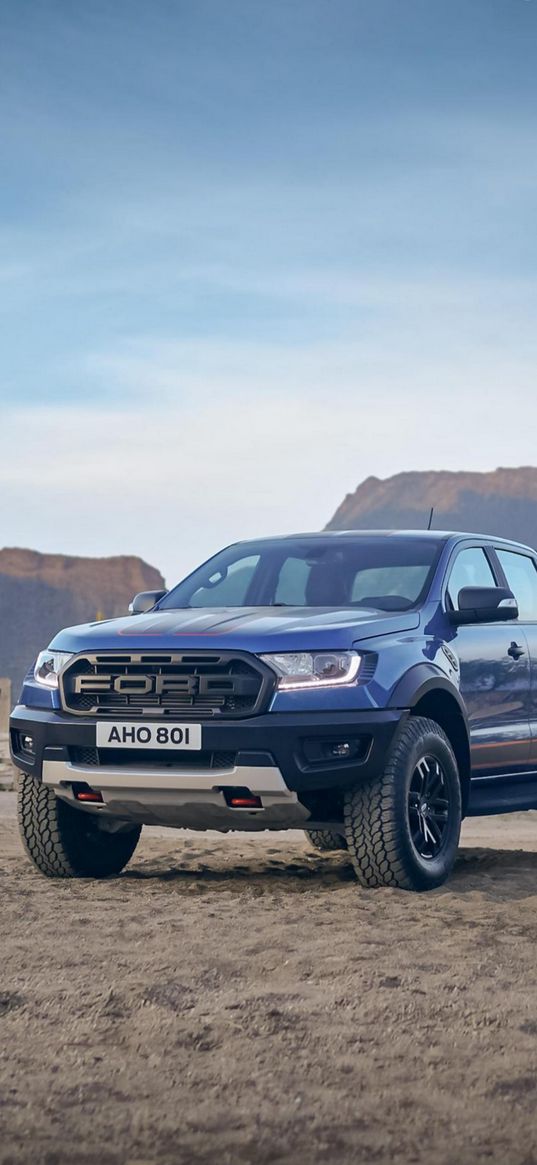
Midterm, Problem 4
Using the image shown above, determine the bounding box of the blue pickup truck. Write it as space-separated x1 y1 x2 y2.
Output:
10 530 537 892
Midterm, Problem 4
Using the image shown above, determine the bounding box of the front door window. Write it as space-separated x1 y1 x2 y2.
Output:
447 547 496 610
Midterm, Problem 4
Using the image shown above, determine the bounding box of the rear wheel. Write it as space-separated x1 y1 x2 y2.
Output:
18 774 141 878
343 717 462 892
305 828 347 852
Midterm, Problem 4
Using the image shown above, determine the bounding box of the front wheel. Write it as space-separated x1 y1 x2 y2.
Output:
18 774 141 878
344 717 462 892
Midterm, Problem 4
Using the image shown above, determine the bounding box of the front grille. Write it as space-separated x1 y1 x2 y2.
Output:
69 747 237 770
60 651 274 719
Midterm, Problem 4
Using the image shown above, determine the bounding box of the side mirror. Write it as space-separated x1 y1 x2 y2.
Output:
129 590 167 615
449 586 518 626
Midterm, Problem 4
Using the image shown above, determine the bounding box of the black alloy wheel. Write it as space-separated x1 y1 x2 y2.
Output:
407 755 450 860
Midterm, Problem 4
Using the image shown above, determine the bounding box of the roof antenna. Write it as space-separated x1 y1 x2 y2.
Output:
427 507 434 531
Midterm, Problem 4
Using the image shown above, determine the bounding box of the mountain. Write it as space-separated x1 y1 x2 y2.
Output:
326 467 537 547
0 549 165 698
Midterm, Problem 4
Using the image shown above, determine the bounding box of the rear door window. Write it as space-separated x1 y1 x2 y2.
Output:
496 550 537 621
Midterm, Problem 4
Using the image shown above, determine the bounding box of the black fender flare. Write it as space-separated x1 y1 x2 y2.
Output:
388 664 471 811
389 663 467 721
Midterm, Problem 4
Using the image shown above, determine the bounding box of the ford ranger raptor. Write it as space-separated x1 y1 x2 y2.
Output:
11 531 537 891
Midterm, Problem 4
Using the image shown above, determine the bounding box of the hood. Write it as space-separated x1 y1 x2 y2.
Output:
50 606 420 654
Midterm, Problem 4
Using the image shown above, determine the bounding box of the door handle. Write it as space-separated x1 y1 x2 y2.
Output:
508 642 526 660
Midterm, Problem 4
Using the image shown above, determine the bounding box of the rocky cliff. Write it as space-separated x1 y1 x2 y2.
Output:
327 467 537 546
0 549 165 698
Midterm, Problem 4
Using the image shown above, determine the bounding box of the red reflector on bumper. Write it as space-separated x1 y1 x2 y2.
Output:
72 783 103 804
229 795 263 809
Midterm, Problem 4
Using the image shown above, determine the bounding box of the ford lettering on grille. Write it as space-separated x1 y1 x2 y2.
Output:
60 651 273 718
73 674 232 696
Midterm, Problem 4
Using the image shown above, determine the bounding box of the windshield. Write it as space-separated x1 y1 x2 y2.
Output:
159 536 444 612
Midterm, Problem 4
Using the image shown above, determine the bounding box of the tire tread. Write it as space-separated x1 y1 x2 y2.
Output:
18 773 75 877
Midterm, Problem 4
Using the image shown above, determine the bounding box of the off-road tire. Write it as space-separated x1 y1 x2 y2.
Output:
305 828 347 852
344 717 462 892
18 774 141 878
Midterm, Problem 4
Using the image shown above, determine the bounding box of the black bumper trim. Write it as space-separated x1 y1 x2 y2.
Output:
10 705 406 793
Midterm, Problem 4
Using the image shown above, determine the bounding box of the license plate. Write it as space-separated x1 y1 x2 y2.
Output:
95 722 202 750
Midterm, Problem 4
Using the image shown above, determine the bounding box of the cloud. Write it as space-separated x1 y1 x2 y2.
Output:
1 325 536 583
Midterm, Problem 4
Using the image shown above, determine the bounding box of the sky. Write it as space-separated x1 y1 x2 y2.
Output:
1 0 536 586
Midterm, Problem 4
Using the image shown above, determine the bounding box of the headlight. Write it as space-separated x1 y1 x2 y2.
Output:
259 651 361 690
34 650 73 688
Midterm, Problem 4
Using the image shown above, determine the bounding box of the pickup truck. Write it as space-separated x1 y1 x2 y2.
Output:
10 530 537 891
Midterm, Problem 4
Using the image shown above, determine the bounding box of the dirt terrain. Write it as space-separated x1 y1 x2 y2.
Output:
2 782 537 1165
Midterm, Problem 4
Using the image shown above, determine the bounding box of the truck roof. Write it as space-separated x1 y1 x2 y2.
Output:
237 530 537 554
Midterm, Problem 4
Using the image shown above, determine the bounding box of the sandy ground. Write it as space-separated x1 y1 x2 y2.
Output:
1 784 537 1165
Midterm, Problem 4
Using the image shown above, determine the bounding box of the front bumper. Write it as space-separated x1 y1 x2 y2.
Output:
38 755 310 831
10 705 405 795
